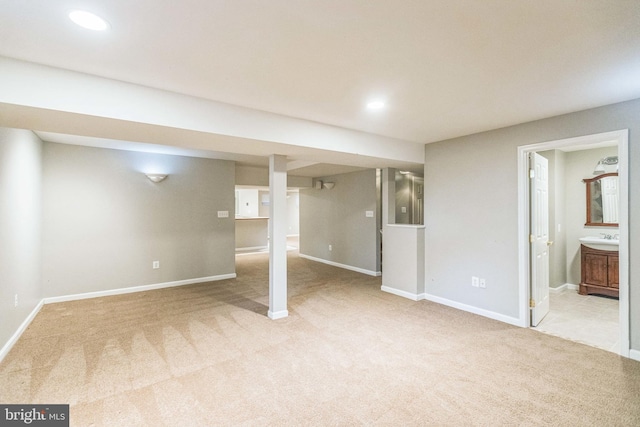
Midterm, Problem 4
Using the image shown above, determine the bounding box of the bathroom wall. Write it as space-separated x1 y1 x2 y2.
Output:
564 146 618 285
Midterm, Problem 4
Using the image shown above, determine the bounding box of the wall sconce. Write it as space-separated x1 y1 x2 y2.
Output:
322 182 335 190
593 156 618 175
146 173 168 183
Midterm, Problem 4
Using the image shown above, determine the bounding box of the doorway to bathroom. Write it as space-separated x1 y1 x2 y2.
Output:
518 130 629 357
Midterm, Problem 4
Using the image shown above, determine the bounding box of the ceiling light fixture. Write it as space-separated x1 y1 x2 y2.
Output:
366 100 386 110
69 10 110 31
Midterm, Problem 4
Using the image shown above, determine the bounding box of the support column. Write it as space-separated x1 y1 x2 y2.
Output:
268 154 288 319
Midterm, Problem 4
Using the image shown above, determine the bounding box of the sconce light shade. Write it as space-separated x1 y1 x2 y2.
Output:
593 155 618 175
593 161 605 175
146 173 168 183
323 182 335 190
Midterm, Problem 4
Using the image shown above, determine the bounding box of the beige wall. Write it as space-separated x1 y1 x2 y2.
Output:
0 128 42 352
42 143 236 297
424 98 640 351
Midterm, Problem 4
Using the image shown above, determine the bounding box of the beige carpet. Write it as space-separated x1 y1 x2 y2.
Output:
1 251 640 426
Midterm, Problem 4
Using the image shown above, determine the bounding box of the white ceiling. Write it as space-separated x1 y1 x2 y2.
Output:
1 1 639 172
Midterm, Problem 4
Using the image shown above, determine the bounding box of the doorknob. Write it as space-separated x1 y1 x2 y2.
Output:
547 241 554 246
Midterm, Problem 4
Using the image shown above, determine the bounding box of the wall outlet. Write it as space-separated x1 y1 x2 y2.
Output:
14 294 18 307
328 244 332 251
401 206 407 213
472 276 479 287
479 278 486 288
153 261 160 269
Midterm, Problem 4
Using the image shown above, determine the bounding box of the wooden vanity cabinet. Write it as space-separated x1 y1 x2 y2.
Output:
579 244 619 298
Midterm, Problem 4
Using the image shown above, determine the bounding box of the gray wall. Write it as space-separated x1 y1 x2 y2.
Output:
42 143 236 297
300 169 380 273
0 128 42 351
424 98 640 351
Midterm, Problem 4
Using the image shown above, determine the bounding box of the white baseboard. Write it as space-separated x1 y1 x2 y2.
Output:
381 286 425 301
43 273 237 304
268 310 289 320
0 300 44 364
630 349 640 362
549 283 579 293
424 293 522 327
298 253 381 277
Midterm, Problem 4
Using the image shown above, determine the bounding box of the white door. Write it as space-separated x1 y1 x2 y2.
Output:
530 153 550 326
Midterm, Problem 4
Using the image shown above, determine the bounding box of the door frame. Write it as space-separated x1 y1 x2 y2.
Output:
517 129 629 357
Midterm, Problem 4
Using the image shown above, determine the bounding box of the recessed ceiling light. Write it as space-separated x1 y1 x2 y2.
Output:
366 100 386 110
69 10 110 31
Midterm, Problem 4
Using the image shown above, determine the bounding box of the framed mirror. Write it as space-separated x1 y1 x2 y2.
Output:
583 173 619 226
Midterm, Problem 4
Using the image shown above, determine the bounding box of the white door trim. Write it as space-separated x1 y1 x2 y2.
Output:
517 129 629 357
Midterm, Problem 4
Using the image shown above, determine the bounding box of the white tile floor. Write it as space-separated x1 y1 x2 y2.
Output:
534 287 619 353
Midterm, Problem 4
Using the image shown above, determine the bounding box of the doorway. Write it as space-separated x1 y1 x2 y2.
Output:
234 187 300 255
517 130 629 357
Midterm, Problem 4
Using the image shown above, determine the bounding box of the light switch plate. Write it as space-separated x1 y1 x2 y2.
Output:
217 211 229 218
365 211 374 217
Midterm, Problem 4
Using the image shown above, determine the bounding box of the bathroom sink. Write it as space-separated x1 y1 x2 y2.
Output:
579 236 619 251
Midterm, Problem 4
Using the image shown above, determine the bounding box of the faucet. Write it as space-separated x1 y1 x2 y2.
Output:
600 233 612 240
